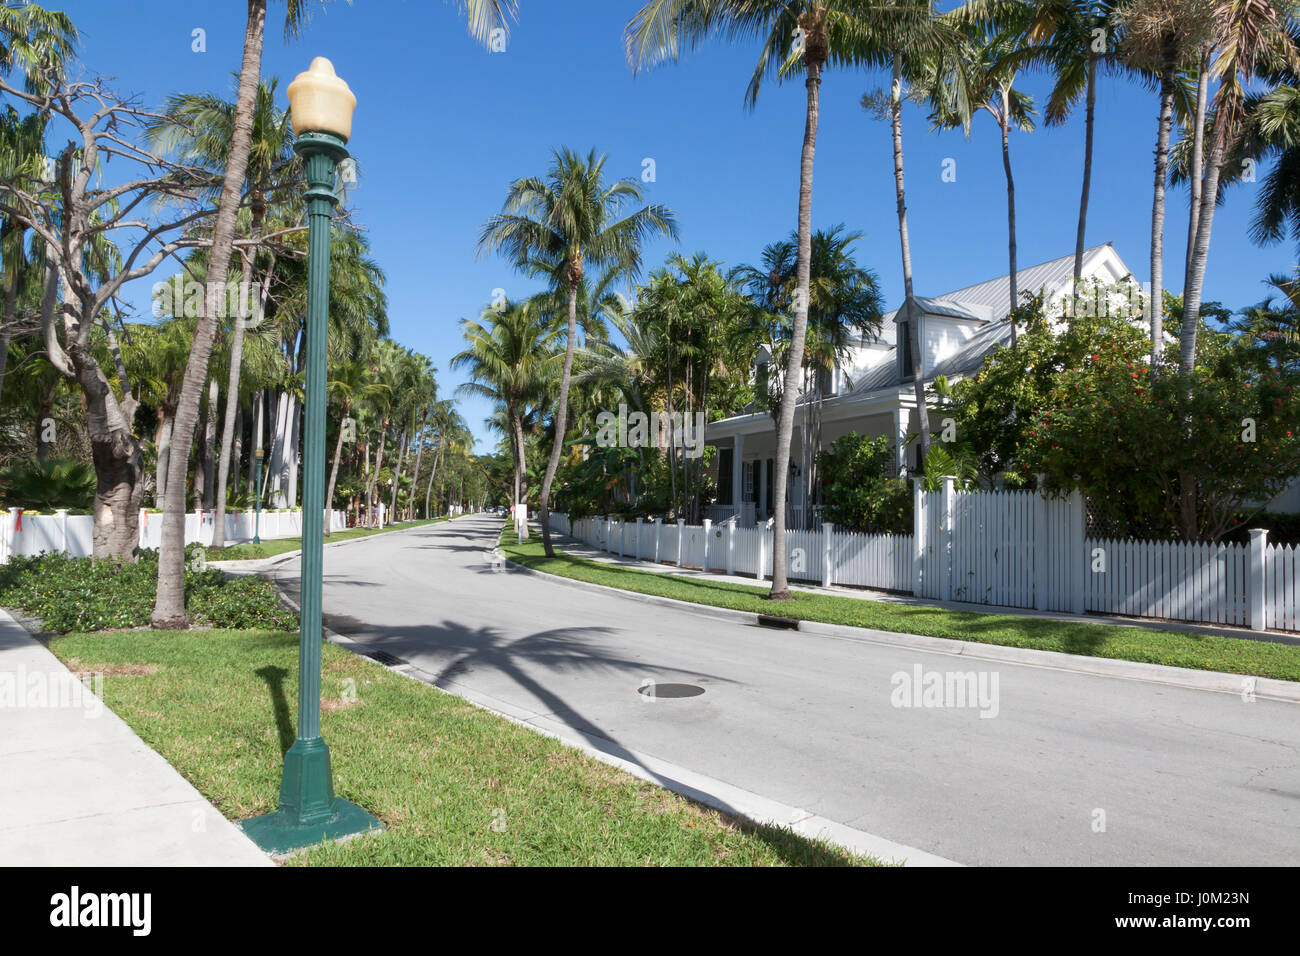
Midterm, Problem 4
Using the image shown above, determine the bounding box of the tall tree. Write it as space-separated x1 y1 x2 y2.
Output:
478 148 676 556
626 0 914 597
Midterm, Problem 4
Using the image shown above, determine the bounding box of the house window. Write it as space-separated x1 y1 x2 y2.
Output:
718 447 734 504
898 320 916 380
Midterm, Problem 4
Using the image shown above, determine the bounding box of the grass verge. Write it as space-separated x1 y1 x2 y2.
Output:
50 628 873 866
499 529 1300 683
207 516 454 561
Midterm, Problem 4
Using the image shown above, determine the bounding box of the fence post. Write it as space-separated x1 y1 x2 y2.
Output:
1249 528 1269 631
822 521 834 588
56 508 69 555
3 507 16 563
1034 484 1048 611
727 520 736 576
676 518 685 567
941 476 955 602
702 518 712 571
1069 489 1086 615
653 517 662 563
636 517 643 560
912 479 926 597
757 528 766 583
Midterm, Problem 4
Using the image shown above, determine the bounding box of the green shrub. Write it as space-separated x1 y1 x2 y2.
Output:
0 458 95 511
0 550 296 634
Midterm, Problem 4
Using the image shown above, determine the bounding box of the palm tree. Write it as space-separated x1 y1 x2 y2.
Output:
1181 0 1300 370
0 1 77 95
928 24 1036 328
452 298 560 521
325 357 389 532
478 148 676 555
1117 0 1214 364
153 0 516 626
144 79 296 547
626 0 917 597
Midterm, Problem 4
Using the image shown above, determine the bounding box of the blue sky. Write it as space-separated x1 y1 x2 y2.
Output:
63 0 1297 453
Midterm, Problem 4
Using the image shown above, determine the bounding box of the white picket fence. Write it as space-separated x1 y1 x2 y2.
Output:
551 479 1299 633
0 506 348 564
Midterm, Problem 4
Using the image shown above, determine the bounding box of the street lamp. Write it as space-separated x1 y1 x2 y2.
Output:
252 446 264 545
241 57 381 853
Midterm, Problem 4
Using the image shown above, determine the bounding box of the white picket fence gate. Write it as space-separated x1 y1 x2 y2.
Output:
551 478 1298 633
0 507 348 564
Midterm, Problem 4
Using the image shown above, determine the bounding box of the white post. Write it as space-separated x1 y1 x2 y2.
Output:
732 434 744 516
653 517 662 563
912 479 926 597
56 508 69 555
727 520 736 575
757 528 766 583
1249 528 1269 631
606 517 613 552
941 476 956 602
1034 482 1048 611
1069 489 1086 615
822 521 834 588
676 518 685 567
636 517 643 560
7 507 20 561
702 518 712 571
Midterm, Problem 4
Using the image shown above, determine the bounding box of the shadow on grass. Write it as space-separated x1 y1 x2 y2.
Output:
255 664 294 755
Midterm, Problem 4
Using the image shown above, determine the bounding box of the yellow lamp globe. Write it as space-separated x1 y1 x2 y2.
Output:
286 57 356 141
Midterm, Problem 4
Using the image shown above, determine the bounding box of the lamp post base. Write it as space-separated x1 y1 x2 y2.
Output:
238 736 383 854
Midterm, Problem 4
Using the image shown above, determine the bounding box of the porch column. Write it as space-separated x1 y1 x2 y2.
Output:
894 406 910 476
758 456 768 522
732 433 744 511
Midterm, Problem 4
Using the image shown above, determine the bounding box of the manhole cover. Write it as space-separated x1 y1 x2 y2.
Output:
638 682 705 699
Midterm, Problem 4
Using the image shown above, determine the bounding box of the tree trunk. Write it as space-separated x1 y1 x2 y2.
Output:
1150 50 1176 366
1000 94 1018 345
285 394 301 509
154 413 172 510
537 280 580 557
769 47 824 599
325 396 350 536
388 426 407 517
201 376 219 510
407 409 430 518
153 0 266 628
1073 54 1097 285
891 54 931 477
1182 126 1227 370
212 252 255 548
424 439 443 520
1185 48 1210 291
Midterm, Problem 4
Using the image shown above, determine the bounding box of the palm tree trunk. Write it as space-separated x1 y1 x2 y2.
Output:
1150 50 1177 367
538 280 580 557
1073 54 1097 285
154 412 172 510
1000 96 1018 344
1182 126 1227 370
201 376 219 510
407 410 429 519
891 54 931 476
769 47 824 600
425 438 443 520
153 0 266 628
1185 48 1210 290
325 396 350 536
388 426 407 517
211 252 255 548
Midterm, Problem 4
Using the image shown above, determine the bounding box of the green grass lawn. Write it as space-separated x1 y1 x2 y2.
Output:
207 516 453 561
51 628 871 866
501 529 1300 683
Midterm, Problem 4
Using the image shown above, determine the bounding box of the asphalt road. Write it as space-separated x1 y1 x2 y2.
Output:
272 515 1300 865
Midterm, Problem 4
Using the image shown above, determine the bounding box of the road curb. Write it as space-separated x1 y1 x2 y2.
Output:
211 517 459 571
503 554 1300 705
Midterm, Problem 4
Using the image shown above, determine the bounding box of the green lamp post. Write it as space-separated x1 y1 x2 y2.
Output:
252 446 264 545
241 57 382 853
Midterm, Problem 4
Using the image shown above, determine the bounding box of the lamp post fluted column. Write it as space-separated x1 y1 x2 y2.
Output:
240 58 380 854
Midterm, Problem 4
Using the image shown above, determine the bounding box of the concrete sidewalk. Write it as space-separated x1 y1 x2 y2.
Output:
0 611 270 866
